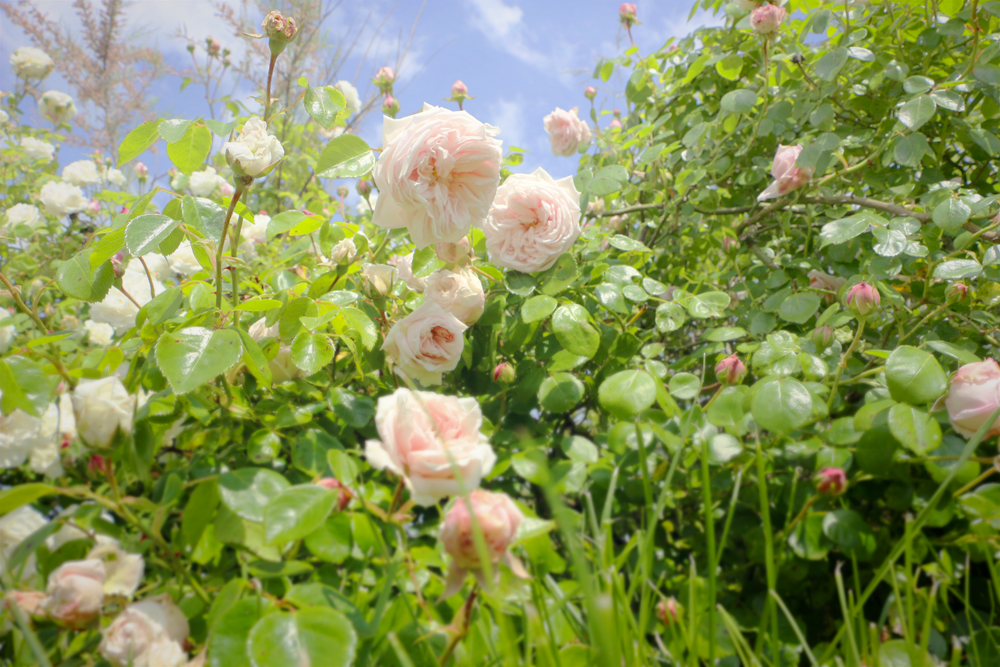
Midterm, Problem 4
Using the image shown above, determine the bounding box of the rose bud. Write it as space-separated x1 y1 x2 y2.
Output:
451 80 469 100
613 108 621 118
207 38 221 56
86 199 101 216
811 325 834 353
373 66 396 93
42 559 107 626
261 10 298 55
946 282 970 303
814 467 848 496
715 354 746 386
609 118 623 129
356 179 373 196
134 162 149 180
584 86 597 100
440 490 529 597
722 237 739 254
845 282 880 318
657 598 680 626
360 262 395 297
435 238 472 265
758 145 813 201
945 359 1000 439
336 185 349 198
619 3 638 27
315 478 354 511
750 3 787 35
331 238 357 266
382 94 400 117
493 362 516 384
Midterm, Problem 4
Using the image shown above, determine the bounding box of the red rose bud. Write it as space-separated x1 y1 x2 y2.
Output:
584 86 597 100
715 354 746 386
493 362 516 384
946 282 970 303
87 455 105 477
845 282 880 317
315 478 353 511
811 325 834 353
657 598 679 626
382 95 400 117
814 467 848 496
356 179 373 196
619 3 638 27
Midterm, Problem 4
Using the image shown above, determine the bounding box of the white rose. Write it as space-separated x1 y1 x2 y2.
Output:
89 544 144 597
483 167 582 273
389 252 425 292
71 376 137 449
423 268 485 325
167 240 208 276
84 319 115 346
241 214 270 245
104 167 127 187
89 265 164 333
0 400 65 478
334 80 362 115
31 400 69 478
39 91 77 125
222 116 284 178
99 595 189 667
0 408 37 470
10 47 54 79
140 254 173 281
42 559 106 626
371 103 502 249
248 319 302 384
360 263 395 296
331 238 356 265
543 107 592 157
20 137 55 162
5 204 42 230
0 309 14 354
170 171 189 191
62 160 102 186
365 388 496 506
0 506 48 583
188 167 223 197
382 302 467 386
40 181 88 217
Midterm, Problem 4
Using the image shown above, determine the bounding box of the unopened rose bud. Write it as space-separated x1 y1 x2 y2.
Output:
946 282 970 303
722 237 739 254
435 238 472 265
373 66 396 93
331 238 357 266
814 467 848 496
811 325 834 353
609 118 622 129
750 3 787 35
134 162 148 180
357 179 372 196
119 206 129 215
845 282 880 318
493 362 516 384
613 108 621 118
382 95 400 117
86 199 100 216
207 38 221 56
715 354 746 386
261 10 298 56
619 3 638 27
451 80 468 99
336 185 349 198
186 43 195 53
657 598 680 626
584 86 597 100
315 477 354 511
88 455 106 477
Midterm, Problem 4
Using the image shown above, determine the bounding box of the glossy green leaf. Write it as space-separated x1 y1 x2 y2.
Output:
125 214 180 256
598 370 657 419
56 248 115 302
885 346 947 405
522 295 558 323
750 377 812 433
117 119 162 166
291 331 334 375
156 327 243 394
218 468 291 523
552 304 600 358
264 485 337 545
304 85 346 129
316 135 375 179
538 373 585 413
247 607 357 667
167 123 212 174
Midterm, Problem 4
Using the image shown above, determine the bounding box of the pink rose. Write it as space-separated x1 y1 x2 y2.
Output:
619 3 638 24
757 144 813 201
808 270 846 302
584 86 597 100
543 106 592 157
451 80 469 99
945 359 1000 439
814 468 848 496
364 388 497 506
845 282 879 317
99 595 189 667
371 103 502 249
423 268 485 325
715 354 746 386
382 302 467 385
440 490 528 597
609 118 623 130
42 559 106 626
750 3 786 34
483 167 582 273
373 66 396 92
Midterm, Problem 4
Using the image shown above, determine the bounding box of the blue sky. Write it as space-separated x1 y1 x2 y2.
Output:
2 0 719 192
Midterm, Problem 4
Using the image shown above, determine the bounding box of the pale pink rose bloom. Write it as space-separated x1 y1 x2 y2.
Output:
381 302 467 386
99 594 189 667
423 268 485 325
808 270 846 302
372 103 503 249
757 144 813 201
609 118 623 130
42 559 106 626
484 167 582 273
389 252 426 292
945 359 1000 438
543 107 592 157
435 238 472 265
750 3 787 34
89 544 144 597
364 388 496 506
440 489 529 597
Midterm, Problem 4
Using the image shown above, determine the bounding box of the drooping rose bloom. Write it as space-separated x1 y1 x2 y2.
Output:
483 167 582 273
222 116 284 178
543 107 592 157
42 559 106 626
365 388 497 507
439 489 528 597
371 103 503 249
423 268 485 325
757 145 813 201
945 359 1000 439
98 595 189 667
381 302 467 386
750 3 787 34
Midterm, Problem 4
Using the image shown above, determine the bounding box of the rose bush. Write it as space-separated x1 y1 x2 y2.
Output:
3 1 1000 665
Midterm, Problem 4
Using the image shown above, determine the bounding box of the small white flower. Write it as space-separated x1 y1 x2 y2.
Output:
222 116 284 178
20 137 55 162
0 109 10 125
39 90 77 125
334 80 362 115
89 265 164 333
104 167 127 187
40 181 88 217
188 166 225 197
0 505 48 583
167 240 207 277
62 160 102 186
331 238 356 264
10 47 54 80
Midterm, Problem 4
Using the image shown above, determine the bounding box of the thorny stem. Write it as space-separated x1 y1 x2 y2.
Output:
438 585 478 666
216 186 246 310
827 318 866 411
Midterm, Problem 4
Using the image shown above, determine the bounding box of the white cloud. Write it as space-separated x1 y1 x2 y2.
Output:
464 0 549 69
467 0 524 37
486 97 526 150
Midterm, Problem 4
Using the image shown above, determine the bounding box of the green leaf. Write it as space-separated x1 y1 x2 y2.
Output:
898 95 935 131
552 304 600 358
505 271 537 296
138 287 185 327
117 119 162 166
538 253 579 294
237 328 273 388
586 165 629 196
822 509 876 559
715 54 743 81
720 88 757 114
668 372 702 400
56 248 115 302
538 373 585 413
903 76 934 95
341 307 378 350
208 598 273 667
932 198 970 233
933 259 981 279
157 118 194 142
888 404 942 455
750 377 812 433
820 214 873 247
684 291 729 318
219 468 290 522
304 86 346 129
925 340 980 365
0 484 55 516
291 331 334 375
598 370 657 419
522 295 558 323
815 47 848 82
167 123 213 174
247 607 357 667
125 214 180 256
894 133 930 167
305 513 353 563
704 327 746 342
89 227 127 271
316 135 375 179
656 302 686 332
788 514 832 561
264 485 337 545
182 195 226 244
885 346 947 405
608 235 652 253
205 119 237 137
155 327 243 394
778 292 821 324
